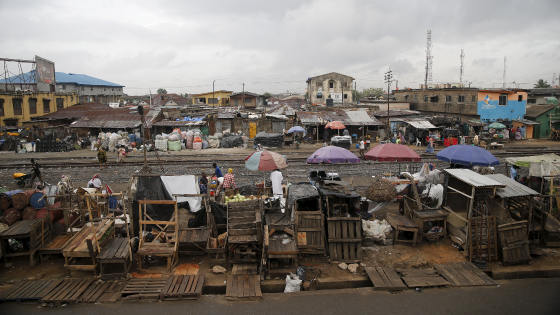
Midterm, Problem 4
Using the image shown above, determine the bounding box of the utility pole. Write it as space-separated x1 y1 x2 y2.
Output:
385 70 393 138
460 49 465 86
212 80 215 107
354 82 357 103
424 30 433 89
342 83 344 107
242 83 245 109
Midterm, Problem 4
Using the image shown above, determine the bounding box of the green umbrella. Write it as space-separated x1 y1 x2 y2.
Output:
488 122 506 129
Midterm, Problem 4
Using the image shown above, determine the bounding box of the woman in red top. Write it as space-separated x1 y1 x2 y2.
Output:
223 168 236 190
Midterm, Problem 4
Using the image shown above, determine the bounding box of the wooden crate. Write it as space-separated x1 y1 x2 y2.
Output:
295 203 325 255
225 275 262 301
121 278 169 301
327 218 362 263
498 221 531 266
160 275 205 301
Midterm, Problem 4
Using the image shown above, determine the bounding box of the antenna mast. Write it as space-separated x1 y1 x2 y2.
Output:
502 56 507 88
460 49 464 87
424 30 433 89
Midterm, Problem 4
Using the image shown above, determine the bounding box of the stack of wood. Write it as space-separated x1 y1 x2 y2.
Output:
365 177 397 202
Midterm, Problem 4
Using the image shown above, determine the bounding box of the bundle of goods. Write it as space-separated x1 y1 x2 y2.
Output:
154 139 168 151
186 130 194 149
331 135 352 150
193 136 203 150
220 134 244 148
168 140 182 151
365 177 397 202
207 135 221 148
254 132 283 148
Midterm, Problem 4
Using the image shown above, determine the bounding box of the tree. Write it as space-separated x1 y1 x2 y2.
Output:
534 79 551 88
354 87 385 100
181 93 189 98
263 92 272 98
304 92 308 99
157 88 168 94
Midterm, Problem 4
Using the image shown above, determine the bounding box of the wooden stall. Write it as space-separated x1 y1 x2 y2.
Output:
319 180 363 263
0 217 50 267
175 193 212 256
227 199 262 271
288 184 326 255
263 225 298 277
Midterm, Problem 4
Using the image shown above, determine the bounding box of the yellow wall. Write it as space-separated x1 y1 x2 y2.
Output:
191 91 232 106
0 92 79 126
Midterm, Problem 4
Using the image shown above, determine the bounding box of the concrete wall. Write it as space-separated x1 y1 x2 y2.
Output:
308 73 354 105
0 92 78 126
57 83 123 105
191 91 232 106
395 89 479 118
477 91 527 122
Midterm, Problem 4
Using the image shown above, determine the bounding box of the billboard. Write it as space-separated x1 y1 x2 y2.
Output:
35 55 55 84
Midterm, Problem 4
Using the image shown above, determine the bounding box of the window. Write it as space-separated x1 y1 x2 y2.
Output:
414 94 418 102
430 95 439 102
272 121 286 133
316 82 323 87
343 94 348 99
244 98 252 103
0 99 4 117
405 95 409 102
71 96 73 101
499 94 507 106
56 98 64 108
472 95 476 102
518 95 523 102
329 81 335 88
527 98 536 104
13 99 22 115
423 95 428 102
29 98 37 114
81 87 84 91
62 85 66 90
342 82 348 88
445 95 452 103
317 94 323 99
43 100 51 113
208 98 218 104
112 88 114 91
458 95 465 102
104 88 106 91
91 87 93 91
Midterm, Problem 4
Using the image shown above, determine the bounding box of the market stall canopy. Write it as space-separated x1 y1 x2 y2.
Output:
484 174 539 198
407 120 438 129
325 121 346 129
306 146 360 164
505 153 560 177
245 150 288 170
364 143 421 162
286 126 305 134
436 145 499 167
488 122 507 129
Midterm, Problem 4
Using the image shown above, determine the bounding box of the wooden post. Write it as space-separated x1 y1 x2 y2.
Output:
85 196 101 255
528 197 533 236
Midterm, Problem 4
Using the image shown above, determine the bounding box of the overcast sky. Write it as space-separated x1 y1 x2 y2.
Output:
1 0 559 96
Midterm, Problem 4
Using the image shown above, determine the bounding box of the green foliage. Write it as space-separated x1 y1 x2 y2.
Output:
263 92 272 98
354 87 385 100
534 79 551 88
157 88 168 94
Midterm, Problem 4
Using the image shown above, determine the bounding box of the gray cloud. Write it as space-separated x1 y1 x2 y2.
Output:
1 0 559 94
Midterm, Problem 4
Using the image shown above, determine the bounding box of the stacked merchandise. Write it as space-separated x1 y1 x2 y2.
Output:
331 135 352 150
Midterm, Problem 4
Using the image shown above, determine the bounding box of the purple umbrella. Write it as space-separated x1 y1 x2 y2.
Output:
307 146 360 164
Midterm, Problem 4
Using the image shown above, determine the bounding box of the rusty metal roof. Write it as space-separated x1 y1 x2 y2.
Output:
33 103 111 120
373 109 422 117
485 174 539 198
217 107 237 119
268 104 297 116
152 120 205 127
296 110 383 126
148 94 191 106
70 108 160 129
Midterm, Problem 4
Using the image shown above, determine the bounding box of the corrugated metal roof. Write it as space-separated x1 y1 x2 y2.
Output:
32 103 111 120
407 120 437 129
152 120 205 127
344 110 375 124
484 174 539 198
445 169 505 187
296 110 383 126
217 108 237 119
525 104 557 118
373 109 422 117
56 72 124 87
512 119 541 125
268 104 297 116
70 108 160 129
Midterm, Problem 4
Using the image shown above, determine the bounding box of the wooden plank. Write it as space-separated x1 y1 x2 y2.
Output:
382 267 407 289
68 279 92 301
364 267 388 290
226 275 234 298
243 275 250 299
402 276 451 287
237 275 244 298
448 263 477 286
434 264 460 286
375 267 394 288
249 274 256 297
461 262 497 286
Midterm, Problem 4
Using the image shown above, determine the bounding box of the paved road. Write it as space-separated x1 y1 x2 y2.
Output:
3 278 560 315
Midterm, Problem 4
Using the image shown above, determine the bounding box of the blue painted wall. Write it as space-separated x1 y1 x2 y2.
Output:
477 97 526 122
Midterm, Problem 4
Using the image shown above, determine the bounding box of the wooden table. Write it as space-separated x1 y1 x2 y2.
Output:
178 228 210 255
412 209 448 243
386 214 419 247
0 218 50 267
97 237 131 279
38 234 73 262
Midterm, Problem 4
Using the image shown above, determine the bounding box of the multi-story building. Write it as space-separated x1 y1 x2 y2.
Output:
229 92 264 109
306 72 354 106
191 90 233 106
393 88 527 122
55 72 124 105
0 91 78 126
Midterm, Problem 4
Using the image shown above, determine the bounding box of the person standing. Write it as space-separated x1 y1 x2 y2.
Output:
199 173 208 194
97 147 108 169
87 174 102 191
520 125 526 139
515 127 522 141
117 146 126 165
270 169 283 198
223 168 237 190
359 138 365 157
30 158 43 188
425 137 434 153
213 163 224 195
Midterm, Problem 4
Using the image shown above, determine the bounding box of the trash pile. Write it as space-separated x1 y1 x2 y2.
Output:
95 131 142 153
152 128 248 151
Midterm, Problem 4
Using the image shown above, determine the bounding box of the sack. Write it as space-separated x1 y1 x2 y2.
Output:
284 274 302 293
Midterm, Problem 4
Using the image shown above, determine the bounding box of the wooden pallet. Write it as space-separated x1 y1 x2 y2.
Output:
498 221 531 266
364 267 407 291
327 218 362 263
121 278 169 300
225 275 262 301
160 275 205 301
41 279 92 306
0 279 63 303
433 262 497 287
232 263 259 275
469 216 498 262
80 280 127 303
396 268 451 288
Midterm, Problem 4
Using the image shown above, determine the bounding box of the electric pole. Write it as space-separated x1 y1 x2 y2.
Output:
385 70 393 138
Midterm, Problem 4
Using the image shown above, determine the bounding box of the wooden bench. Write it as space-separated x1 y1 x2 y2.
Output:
38 234 73 262
97 237 132 279
386 214 419 247
0 218 50 267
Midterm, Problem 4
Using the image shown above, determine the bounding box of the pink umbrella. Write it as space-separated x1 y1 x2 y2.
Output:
364 143 421 162
325 121 346 130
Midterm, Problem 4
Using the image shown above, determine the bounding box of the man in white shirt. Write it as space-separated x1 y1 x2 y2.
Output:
270 169 283 198
87 174 102 191
359 138 365 157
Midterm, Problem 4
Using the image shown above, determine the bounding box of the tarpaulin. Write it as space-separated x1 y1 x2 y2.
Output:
189 201 227 231
286 184 320 207
160 175 201 212
133 176 174 237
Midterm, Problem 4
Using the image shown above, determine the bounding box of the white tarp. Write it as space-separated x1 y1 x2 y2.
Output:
407 120 437 129
505 153 560 177
160 175 201 212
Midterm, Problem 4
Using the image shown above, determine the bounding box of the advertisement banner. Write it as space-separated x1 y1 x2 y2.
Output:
35 56 55 84
331 92 342 103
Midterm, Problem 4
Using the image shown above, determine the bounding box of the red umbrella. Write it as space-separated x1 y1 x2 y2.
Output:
325 121 345 129
364 143 421 162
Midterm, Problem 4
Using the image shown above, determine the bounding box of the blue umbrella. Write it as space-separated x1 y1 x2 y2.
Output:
286 126 305 134
436 145 499 167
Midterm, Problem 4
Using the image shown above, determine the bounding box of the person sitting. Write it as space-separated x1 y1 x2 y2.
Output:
87 174 102 191
223 168 237 190
519 177 528 186
199 173 208 194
